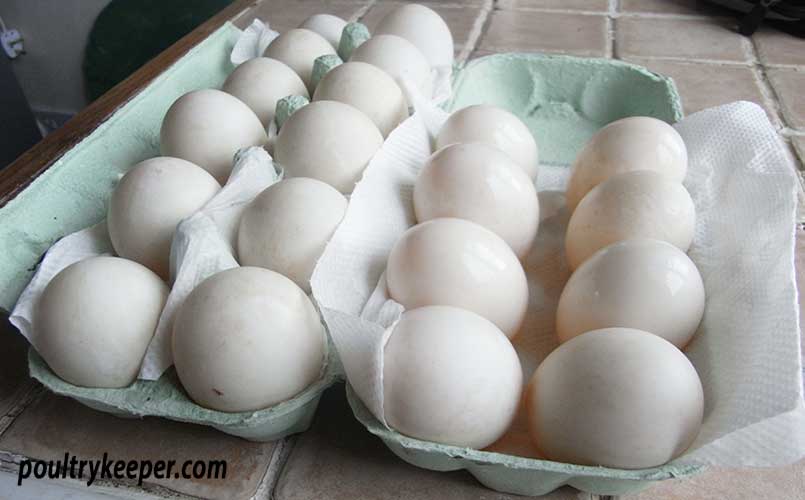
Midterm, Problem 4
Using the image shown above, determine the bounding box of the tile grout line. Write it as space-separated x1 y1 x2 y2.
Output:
742 33 786 131
493 6 734 21
457 0 495 65
350 0 377 23
607 0 619 59
0 382 44 438
250 436 296 500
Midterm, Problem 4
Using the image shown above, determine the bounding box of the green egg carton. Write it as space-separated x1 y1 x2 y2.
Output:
347 385 701 497
1 21 688 491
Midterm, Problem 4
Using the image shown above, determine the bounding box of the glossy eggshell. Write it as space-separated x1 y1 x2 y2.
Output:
108 157 221 279
527 327 704 469
237 177 348 293
274 100 384 194
414 142 539 258
160 89 268 184
384 305 523 449
386 218 529 338
566 116 688 212
557 239 705 348
374 3 453 68
313 62 408 138
436 104 539 180
222 57 309 127
35 256 168 388
349 34 431 97
565 170 696 270
299 13 347 49
172 267 325 413
264 28 336 92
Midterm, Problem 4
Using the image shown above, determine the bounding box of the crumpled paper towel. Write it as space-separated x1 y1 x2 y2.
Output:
140 147 280 379
230 19 452 106
9 147 280 381
230 19 279 65
311 100 805 468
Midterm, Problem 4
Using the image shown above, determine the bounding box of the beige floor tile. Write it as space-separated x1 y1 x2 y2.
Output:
620 0 734 16
0 317 32 418
480 10 607 56
616 17 749 62
360 1 485 51
0 394 277 499
623 58 772 120
497 0 608 11
768 69 805 130
234 0 368 32
622 460 805 500
754 27 805 67
274 384 590 500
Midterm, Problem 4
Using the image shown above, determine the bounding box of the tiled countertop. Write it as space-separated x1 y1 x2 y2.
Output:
2 1 805 499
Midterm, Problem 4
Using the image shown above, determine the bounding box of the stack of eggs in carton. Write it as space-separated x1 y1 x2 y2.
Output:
28 1 705 473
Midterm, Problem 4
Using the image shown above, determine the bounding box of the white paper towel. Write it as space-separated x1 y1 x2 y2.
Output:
9 147 280 381
311 100 805 467
140 147 280 379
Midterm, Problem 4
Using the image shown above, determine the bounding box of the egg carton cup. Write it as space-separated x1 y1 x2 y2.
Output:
312 54 805 496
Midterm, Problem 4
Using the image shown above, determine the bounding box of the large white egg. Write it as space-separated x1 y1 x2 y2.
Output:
275 100 383 194
557 239 705 349
35 257 168 388
108 157 221 279
374 3 453 68
222 57 309 127
299 14 347 49
565 170 695 270
386 218 528 338
160 89 267 184
436 104 539 180
264 28 336 92
313 61 408 138
566 116 688 212
349 34 431 97
172 267 325 412
238 177 347 293
527 328 704 468
384 305 523 449
414 142 539 258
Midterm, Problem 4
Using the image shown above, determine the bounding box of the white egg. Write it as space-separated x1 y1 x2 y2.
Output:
414 142 539 258
566 116 688 212
436 104 539 180
264 28 336 92
108 157 221 279
160 89 267 184
299 13 347 49
527 328 704 469
313 62 408 138
222 57 309 127
172 267 325 412
35 256 168 388
565 170 696 270
275 100 383 194
386 218 528 338
557 239 705 349
238 177 347 293
384 305 523 449
374 3 454 68
349 34 431 97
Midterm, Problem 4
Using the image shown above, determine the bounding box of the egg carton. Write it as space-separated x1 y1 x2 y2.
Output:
6 18 790 496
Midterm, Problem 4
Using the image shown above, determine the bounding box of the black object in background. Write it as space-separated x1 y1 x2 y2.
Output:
83 0 233 101
707 0 805 35
0 55 42 170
